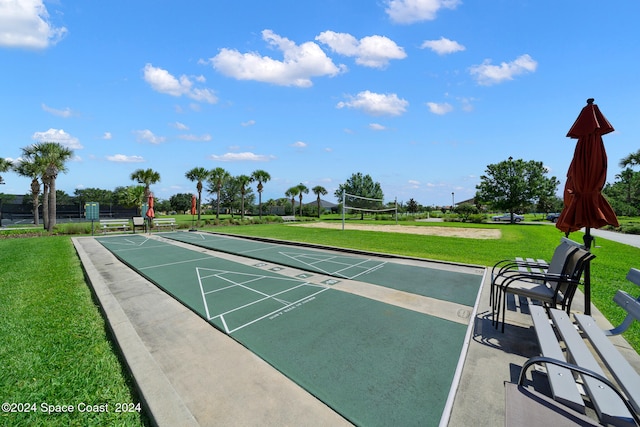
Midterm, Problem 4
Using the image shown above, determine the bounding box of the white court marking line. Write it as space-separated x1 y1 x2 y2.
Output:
278 251 386 279
196 266 329 334
341 261 387 280
138 256 214 270
99 236 156 248
196 267 211 320
216 286 331 334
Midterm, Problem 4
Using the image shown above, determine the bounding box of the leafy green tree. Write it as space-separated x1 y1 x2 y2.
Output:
207 167 230 219
406 198 419 214
251 169 271 219
475 157 559 223
130 168 161 199
312 185 328 218
453 203 478 222
285 186 299 216
185 167 211 222
334 172 384 220
74 188 116 206
169 193 192 214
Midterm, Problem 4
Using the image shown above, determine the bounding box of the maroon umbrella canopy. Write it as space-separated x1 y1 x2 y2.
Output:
556 99 619 234
146 193 155 219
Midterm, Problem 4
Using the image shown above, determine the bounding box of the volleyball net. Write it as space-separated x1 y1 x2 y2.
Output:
341 192 397 229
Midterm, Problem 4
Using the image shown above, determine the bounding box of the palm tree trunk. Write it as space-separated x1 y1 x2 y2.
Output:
31 179 40 226
48 177 57 231
216 186 221 219
42 181 49 230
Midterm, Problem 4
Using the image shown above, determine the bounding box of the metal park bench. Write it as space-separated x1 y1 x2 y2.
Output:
99 219 130 234
507 268 640 426
281 215 297 222
152 218 176 231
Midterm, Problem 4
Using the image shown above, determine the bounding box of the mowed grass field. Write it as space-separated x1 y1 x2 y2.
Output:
0 236 148 427
0 220 638 426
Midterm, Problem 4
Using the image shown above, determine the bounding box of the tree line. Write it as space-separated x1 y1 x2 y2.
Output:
2 144 638 226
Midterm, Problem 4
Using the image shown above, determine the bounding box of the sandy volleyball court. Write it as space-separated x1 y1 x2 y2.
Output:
289 222 502 239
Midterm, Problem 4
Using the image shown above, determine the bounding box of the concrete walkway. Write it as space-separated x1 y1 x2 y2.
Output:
72 235 640 426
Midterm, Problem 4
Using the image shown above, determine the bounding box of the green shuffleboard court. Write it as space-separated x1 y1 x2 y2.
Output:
162 231 481 307
97 234 483 426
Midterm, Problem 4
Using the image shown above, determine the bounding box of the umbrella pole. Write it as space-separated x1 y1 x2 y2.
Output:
583 228 594 315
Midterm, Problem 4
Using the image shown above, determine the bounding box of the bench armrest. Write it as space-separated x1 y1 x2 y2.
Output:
518 356 640 426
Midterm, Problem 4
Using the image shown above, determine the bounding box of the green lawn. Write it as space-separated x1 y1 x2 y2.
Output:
207 221 640 352
0 236 147 426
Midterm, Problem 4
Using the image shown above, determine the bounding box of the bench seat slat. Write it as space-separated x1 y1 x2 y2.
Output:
549 309 635 427
530 306 585 413
574 313 640 415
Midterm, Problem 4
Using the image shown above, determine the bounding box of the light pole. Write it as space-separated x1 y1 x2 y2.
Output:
451 192 455 211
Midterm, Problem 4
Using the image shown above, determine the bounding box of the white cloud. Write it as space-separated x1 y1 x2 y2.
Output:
470 54 538 86
337 90 408 116
106 154 145 163
385 0 460 24
369 123 387 131
143 64 217 103
133 129 166 144
209 152 275 162
0 0 67 49
316 31 406 68
209 29 345 87
420 37 465 55
102 132 112 140
172 121 189 130
291 141 307 148
177 134 212 142
426 102 453 115
41 103 74 117
241 120 256 127
32 128 83 149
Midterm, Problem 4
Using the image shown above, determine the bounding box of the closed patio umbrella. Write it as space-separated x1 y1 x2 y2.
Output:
146 193 155 231
189 194 197 231
556 98 619 314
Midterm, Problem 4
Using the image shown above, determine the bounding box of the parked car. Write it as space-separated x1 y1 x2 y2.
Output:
491 213 524 222
546 212 561 223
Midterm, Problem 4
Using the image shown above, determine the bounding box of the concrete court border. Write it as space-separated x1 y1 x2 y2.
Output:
73 234 640 426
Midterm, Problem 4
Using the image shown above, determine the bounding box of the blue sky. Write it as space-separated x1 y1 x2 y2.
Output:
2 0 638 207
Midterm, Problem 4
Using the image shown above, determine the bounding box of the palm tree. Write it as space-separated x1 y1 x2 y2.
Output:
285 186 299 216
251 169 271 220
0 157 12 185
296 183 309 217
185 167 211 223
619 149 640 169
312 185 328 218
13 159 42 226
208 167 230 219
24 142 73 231
236 174 253 220
130 168 161 199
